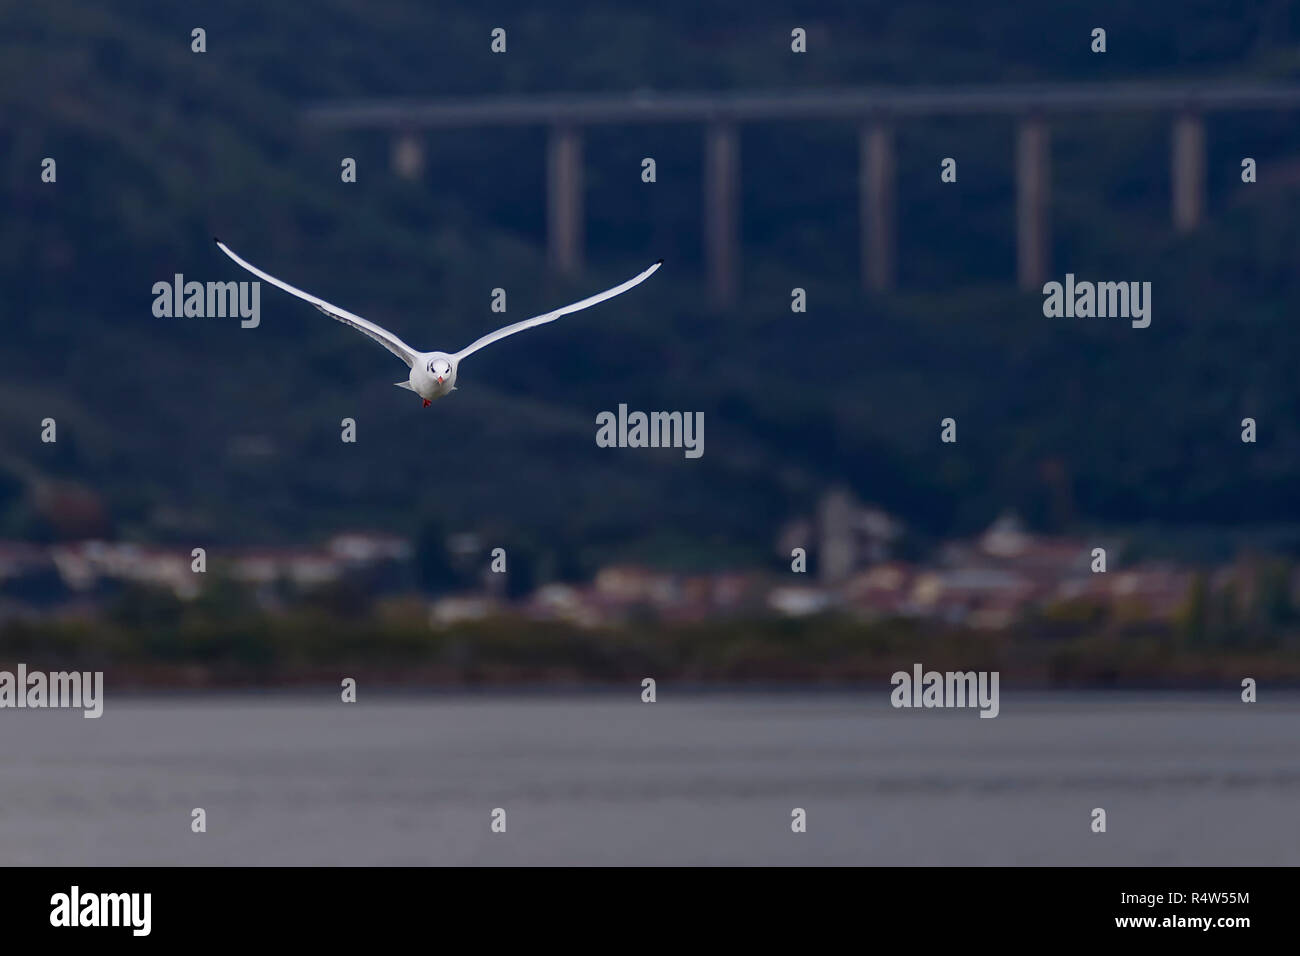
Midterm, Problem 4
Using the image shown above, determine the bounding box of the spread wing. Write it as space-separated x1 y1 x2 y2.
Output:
215 238 419 368
454 260 662 361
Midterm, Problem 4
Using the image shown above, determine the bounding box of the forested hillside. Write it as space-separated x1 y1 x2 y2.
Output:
3 1 1300 573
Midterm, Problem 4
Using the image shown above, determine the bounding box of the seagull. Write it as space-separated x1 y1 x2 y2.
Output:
214 239 662 406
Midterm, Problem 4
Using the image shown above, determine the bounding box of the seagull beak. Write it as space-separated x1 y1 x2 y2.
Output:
436 376 444 384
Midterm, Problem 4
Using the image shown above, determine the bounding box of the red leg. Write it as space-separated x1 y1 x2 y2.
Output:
422 399 432 408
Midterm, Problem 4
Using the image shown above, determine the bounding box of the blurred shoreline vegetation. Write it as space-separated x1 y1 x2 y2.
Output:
2 567 1297 687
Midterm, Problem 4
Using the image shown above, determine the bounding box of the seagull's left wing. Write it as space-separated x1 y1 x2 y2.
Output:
454 259 662 361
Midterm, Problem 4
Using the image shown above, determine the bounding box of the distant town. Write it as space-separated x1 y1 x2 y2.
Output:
2 489 1288 636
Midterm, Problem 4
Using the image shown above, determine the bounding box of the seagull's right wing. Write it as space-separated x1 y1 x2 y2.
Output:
215 239 419 368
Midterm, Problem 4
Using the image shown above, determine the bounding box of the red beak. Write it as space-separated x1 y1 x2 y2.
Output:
437 376 444 384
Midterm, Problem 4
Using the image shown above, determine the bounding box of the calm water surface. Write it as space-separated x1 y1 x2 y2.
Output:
1 691 1296 865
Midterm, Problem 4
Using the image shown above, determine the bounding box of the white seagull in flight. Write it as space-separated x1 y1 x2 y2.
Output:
215 239 662 406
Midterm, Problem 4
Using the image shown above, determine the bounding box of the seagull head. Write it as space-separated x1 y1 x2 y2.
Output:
428 357 452 385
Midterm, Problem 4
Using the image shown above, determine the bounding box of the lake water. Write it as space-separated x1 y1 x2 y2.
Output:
1 690 1296 865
